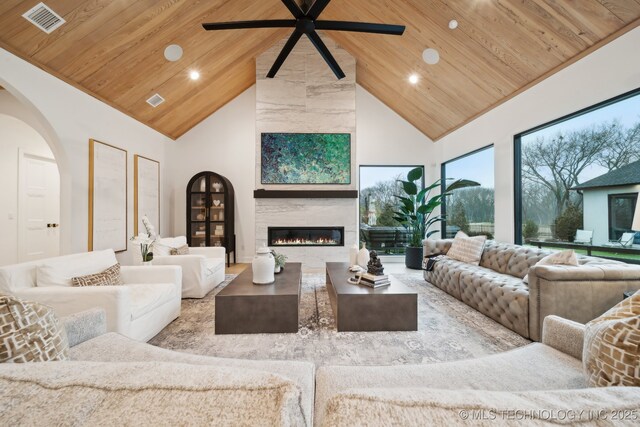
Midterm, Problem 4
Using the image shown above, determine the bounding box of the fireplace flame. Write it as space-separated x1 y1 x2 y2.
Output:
272 237 338 246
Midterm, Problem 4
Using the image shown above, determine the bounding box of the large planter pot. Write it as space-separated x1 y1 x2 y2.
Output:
405 246 423 270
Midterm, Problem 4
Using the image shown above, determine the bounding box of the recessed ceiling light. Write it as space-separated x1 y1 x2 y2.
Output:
422 48 440 65
164 44 183 62
408 74 419 85
189 70 200 80
449 19 458 30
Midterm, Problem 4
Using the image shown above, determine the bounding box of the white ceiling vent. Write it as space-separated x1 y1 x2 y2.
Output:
22 3 65 34
146 93 165 108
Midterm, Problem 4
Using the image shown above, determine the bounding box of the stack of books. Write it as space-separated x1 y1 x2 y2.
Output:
355 272 391 288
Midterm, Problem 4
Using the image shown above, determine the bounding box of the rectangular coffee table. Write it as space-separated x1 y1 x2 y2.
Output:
326 262 417 332
215 263 301 334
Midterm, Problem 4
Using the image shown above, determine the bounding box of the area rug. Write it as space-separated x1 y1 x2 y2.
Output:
150 272 529 366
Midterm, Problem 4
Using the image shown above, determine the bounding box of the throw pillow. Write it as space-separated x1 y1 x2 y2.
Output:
446 231 486 266
170 245 189 256
523 249 578 283
71 263 123 287
0 295 69 362
583 290 640 387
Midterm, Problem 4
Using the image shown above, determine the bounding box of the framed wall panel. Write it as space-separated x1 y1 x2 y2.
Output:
89 139 127 252
134 155 160 236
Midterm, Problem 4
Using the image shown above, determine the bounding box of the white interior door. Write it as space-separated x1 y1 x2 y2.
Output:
18 151 60 262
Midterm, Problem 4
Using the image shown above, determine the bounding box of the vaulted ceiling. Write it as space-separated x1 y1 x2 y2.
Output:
0 1 639 140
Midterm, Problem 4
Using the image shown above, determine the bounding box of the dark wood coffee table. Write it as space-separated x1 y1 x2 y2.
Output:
215 263 301 334
325 262 418 332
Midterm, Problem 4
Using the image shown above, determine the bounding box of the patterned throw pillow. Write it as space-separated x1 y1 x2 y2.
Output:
446 231 486 265
583 290 640 387
71 263 123 287
0 295 69 362
523 249 578 283
170 245 189 256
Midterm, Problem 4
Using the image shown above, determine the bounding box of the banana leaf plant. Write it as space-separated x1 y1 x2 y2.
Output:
393 167 479 248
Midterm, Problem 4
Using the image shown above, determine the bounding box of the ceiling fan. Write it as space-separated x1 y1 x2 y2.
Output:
202 0 405 79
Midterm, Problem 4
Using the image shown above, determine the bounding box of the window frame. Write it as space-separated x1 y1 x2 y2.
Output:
440 144 494 239
513 86 640 244
607 192 638 241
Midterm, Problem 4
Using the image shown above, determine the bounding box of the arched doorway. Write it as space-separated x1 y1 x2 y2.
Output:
0 83 70 265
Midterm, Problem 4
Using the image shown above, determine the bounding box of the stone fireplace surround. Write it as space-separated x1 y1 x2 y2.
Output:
254 37 358 268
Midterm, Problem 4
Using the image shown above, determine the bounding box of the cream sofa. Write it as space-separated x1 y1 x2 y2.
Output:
0 250 181 342
141 236 226 298
316 316 640 426
423 239 640 341
8 309 315 426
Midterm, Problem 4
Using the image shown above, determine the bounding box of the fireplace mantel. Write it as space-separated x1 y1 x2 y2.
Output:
253 189 358 199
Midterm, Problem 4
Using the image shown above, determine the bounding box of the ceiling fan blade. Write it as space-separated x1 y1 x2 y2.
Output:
307 0 331 20
306 30 345 79
281 0 303 18
202 20 296 31
267 29 304 78
315 20 405 35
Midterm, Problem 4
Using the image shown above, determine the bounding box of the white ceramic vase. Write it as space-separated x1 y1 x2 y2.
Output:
357 244 370 268
349 243 359 266
252 246 275 285
212 182 223 192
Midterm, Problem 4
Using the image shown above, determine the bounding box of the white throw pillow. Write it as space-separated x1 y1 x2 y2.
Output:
36 250 118 287
446 231 486 265
153 236 188 256
523 249 578 283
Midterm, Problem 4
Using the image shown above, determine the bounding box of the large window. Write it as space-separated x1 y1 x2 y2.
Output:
359 165 424 255
609 194 638 241
515 88 640 257
441 146 495 239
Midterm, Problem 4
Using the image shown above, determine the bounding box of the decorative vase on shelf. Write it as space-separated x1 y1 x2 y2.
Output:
252 246 275 285
357 244 370 268
349 243 359 266
199 177 206 192
212 182 222 192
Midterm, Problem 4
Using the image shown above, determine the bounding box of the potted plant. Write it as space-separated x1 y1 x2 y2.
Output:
271 250 288 274
130 216 157 265
393 167 478 269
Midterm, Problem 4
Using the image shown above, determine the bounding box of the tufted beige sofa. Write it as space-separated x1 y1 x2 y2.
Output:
423 239 640 341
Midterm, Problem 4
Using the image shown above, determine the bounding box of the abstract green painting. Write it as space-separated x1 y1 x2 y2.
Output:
261 133 351 184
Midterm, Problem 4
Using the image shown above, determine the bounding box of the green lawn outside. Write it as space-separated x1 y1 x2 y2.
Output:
524 244 640 263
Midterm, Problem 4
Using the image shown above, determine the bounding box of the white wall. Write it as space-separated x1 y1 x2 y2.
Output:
432 26 640 243
169 83 433 263
0 110 54 265
0 48 172 265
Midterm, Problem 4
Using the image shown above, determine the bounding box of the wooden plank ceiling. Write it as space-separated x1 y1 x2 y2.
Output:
0 1 639 140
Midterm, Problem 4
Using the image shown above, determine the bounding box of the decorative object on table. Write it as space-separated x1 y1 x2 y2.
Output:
271 250 288 274
186 171 236 266
349 265 364 273
349 243 359 266
88 139 127 252
134 155 160 237
261 133 351 184
393 167 479 269
252 246 275 285
130 231 156 266
367 250 384 275
357 243 370 268
348 271 391 288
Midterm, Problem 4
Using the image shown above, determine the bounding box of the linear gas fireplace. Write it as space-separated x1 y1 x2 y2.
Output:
268 226 345 247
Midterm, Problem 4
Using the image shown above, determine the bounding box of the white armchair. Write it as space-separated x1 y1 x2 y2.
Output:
151 236 226 298
0 249 181 342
